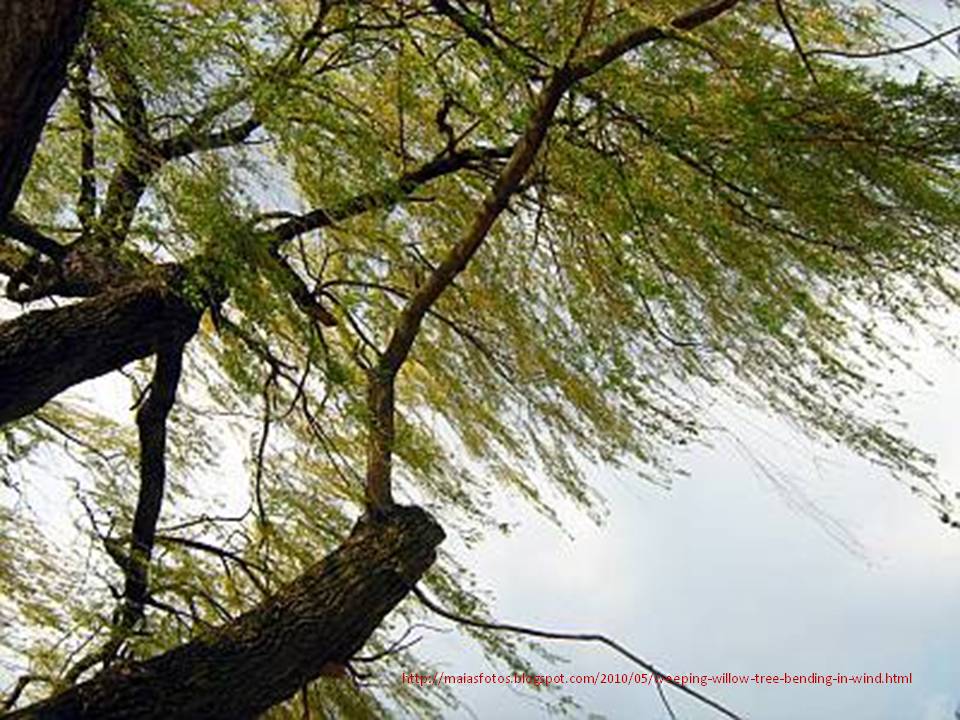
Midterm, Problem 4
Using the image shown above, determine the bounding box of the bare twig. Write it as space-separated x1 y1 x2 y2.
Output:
808 22 960 60
774 0 819 85
413 587 743 720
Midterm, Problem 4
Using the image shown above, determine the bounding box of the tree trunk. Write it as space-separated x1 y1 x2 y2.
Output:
0 0 91 220
0 277 199 427
8 505 445 720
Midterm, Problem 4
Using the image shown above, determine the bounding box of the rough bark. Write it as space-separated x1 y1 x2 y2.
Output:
8 505 445 720
0 276 199 427
0 0 91 220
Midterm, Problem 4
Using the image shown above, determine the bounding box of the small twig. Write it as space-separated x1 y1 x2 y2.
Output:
254 369 277 528
2 674 52 713
808 22 960 60
775 0 818 86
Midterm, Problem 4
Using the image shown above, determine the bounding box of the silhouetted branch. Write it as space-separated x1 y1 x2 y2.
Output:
414 587 743 720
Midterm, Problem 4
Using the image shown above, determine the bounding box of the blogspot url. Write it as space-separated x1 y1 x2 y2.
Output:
400 672 914 688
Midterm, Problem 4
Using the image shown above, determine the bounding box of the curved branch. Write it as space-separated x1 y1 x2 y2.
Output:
808 23 960 60
414 587 743 720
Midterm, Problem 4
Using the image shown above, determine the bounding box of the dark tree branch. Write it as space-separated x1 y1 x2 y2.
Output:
73 42 97 229
154 534 268 595
0 0 92 221
0 214 67 260
269 249 338 327
428 0 548 70
91 27 151 149
88 26 158 243
10 506 445 720
413 587 743 720
157 117 261 161
0 275 200 428
2 675 52 714
268 144 513 245
117 342 186 630
808 22 960 60
775 0 819 85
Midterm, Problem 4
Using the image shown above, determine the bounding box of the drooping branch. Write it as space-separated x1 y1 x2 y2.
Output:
808 22 960 60
414 587 743 720
0 274 199 427
268 249 338 327
118 341 187 630
0 0 92 221
774 0 819 85
8 506 445 720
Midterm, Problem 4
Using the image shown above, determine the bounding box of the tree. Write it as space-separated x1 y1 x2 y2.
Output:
2 0 959 717
0 0 91 221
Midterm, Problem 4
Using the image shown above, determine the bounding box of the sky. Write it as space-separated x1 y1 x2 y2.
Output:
3 3 960 720
412 318 960 720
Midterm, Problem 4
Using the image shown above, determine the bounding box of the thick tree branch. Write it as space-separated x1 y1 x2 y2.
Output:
10 506 445 720
0 0 92 221
0 214 67 260
0 275 199 427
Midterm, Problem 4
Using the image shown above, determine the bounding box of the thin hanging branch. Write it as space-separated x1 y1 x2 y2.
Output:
774 0 819 86
413 587 743 720
808 22 960 60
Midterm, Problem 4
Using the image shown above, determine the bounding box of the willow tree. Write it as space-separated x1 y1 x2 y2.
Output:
2 0 960 717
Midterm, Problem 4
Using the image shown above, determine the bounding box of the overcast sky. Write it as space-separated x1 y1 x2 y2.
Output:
413 314 960 720
406 6 960 718
4 3 960 719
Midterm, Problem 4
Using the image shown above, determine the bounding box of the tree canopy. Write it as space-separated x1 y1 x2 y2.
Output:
1 1 960 717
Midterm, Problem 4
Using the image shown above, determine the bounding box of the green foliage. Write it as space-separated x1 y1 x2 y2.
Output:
4 0 960 716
